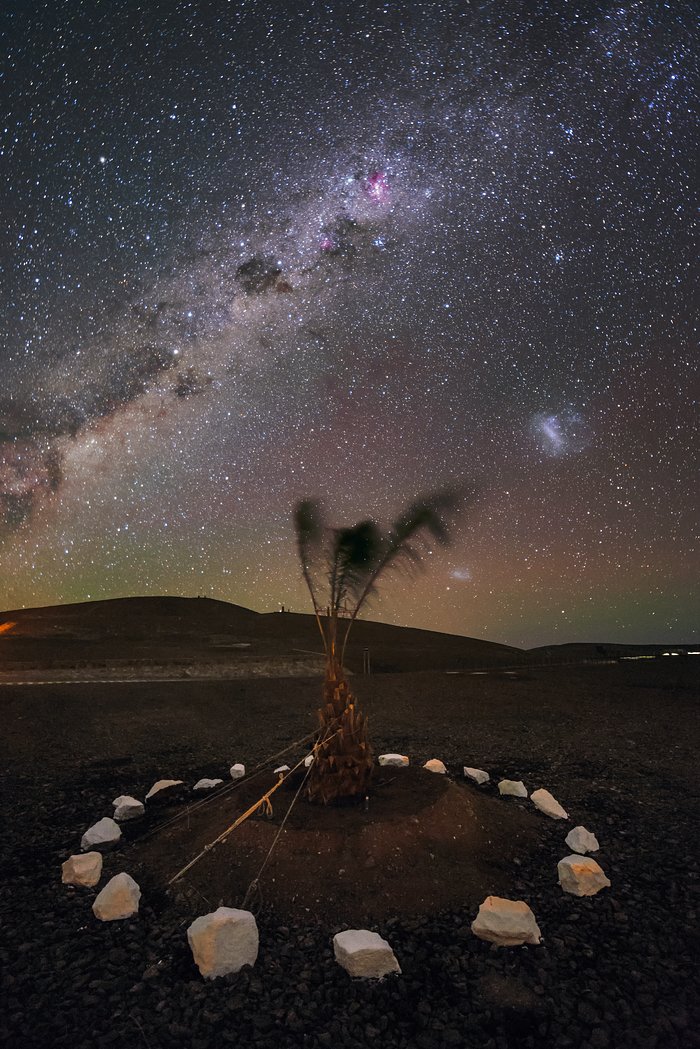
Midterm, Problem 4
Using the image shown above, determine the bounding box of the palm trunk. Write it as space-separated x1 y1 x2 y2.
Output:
306 612 373 804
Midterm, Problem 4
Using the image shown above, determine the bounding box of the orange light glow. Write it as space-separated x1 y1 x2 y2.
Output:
0 622 17 635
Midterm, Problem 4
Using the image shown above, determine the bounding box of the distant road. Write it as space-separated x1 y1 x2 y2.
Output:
0 673 318 686
0 677 219 686
0 657 326 686
0 659 621 687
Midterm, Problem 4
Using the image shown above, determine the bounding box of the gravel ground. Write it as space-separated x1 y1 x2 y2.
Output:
1 660 698 1049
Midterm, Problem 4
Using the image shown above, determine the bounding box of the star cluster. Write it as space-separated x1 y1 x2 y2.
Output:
0 0 697 646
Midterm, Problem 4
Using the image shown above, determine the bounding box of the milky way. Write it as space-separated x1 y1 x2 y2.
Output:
1 1 697 646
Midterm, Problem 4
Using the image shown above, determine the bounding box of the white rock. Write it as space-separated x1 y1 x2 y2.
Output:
145 779 183 800
530 788 569 820
303 754 314 768
193 778 223 791
113 796 145 821
187 907 259 979
558 855 611 897
471 896 542 946
92 872 141 921
423 759 447 774
464 767 490 785
333 929 401 979
377 754 409 767
565 826 600 854
81 817 121 852
498 779 528 798
62 852 103 887
229 763 246 780
274 765 290 774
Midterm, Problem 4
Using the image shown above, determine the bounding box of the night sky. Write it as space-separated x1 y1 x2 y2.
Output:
1 1 697 647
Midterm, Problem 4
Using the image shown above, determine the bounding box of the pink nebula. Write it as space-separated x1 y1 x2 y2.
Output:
363 170 390 204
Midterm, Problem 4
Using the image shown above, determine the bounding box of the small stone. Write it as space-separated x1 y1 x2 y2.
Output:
471 896 542 946
187 907 259 979
565 826 600 854
112 796 145 821
274 765 290 773
558 855 611 897
498 779 528 798
464 767 490 785
92 872 141 921
303 754 314 768
531 788 569 820
229 763 246 780
423 759 447 774
578 1000 599 1024
377 754 409 767
145 779 183 800
62 852 103 887
81 817 121 851
333 930 401 979
192 778 223 791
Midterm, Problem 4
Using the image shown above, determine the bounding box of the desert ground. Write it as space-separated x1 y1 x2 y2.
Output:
1 650 698 1049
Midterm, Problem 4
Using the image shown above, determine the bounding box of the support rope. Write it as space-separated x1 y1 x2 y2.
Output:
132 727 320 845
240 759 313 912
166 729 340 887
167 773 288 886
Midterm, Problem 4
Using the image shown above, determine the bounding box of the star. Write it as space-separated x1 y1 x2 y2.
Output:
0 0 695 647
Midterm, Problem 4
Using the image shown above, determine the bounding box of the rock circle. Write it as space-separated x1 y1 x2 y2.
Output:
81 816 121 851
471 895 542 946
187 907 259 979
92 872 141 921
333 929 401 979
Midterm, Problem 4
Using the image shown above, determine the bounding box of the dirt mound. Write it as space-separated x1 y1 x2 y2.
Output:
125 767 541 924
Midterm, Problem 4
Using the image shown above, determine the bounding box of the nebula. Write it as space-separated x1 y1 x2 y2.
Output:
0 0 696 645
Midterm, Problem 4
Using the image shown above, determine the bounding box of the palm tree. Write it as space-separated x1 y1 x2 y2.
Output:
294 490 464 804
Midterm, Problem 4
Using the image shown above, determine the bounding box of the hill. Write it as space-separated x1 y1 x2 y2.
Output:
530 641 698 660
0 595 521 675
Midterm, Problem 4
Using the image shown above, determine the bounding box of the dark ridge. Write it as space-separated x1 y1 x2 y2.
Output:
2 596 694 675
0 595 519 674
530 641 699 658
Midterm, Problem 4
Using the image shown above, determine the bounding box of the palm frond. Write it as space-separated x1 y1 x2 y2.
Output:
329 520 382 611
390 490 462 549
293 499 327 649
344 488 468 632
294 500 323 591
293 488 473 665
